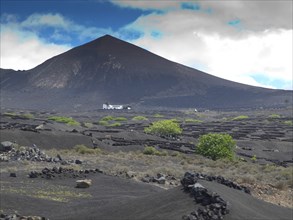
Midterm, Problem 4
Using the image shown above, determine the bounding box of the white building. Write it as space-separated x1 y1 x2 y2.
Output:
103 103 123 110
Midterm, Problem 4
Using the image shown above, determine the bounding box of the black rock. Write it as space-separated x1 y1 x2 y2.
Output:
75 159 82 164
9 172 16 177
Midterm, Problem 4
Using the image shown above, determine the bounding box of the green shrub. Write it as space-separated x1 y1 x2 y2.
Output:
74 145 101 154
143 146 167 156
232 115 249 121
114 117 127 121
284 120 293 126
3 112 34 119
48 116 79 126
251 155 257 163
21 113 34 119
170 118 180 123
3 112 17 117
144 119 182 136
268 114 281 119
185 118 203 123
197 133 236 160
98 120 109 126
107 122 121 127
101 115 115 121
143 146 157 155
132 116 148 121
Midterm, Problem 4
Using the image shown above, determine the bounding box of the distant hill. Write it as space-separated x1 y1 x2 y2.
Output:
0 35 292 111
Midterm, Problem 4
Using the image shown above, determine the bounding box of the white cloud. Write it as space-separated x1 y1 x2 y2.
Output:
0 13 112 70
0 28 71 70
118 1 292 90
112 0 179 11
21 13 69 28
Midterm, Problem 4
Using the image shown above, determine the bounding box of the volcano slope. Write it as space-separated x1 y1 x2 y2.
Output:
1 35 292 112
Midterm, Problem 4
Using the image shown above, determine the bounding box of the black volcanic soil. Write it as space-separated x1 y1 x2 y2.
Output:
0 108 292 219
0 170 291 220
1 108 292 166
1 35 292 111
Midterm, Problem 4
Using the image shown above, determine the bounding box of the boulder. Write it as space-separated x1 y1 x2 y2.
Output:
0 155 9 162
76 179 92 188
35 124 44 130
9 173 16 177
156 176 166 184
75 159 82 164
0 141 14 152
126 171 136 179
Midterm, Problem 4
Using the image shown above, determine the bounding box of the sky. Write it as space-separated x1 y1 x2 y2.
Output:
0 0 292 90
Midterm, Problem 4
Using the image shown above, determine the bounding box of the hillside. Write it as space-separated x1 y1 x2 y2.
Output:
0 35 292 111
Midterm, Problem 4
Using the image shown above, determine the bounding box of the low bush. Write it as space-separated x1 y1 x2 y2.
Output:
251 155 257 163
144 119 182 136
268 114 281 119
143 146 167 156
98 120 109 126
48 116 79 126
185 118 203 123
232 115 249 121
21 113 34 119
132 116 148 121
3 112 34 119
74 145 101 154
170 118 180 123
101 115 115 121
197 133 236 160
284 120 293 126
114 117 127 121
107 122 121 127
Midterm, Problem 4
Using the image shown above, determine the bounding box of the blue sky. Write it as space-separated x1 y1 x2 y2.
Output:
1 0 292 90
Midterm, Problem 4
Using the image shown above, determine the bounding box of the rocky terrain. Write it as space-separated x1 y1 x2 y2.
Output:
0 108 292 219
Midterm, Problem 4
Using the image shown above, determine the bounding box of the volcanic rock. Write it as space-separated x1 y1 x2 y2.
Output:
76 179 92 188
0 141 13 152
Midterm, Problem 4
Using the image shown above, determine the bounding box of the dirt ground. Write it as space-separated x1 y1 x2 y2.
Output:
0 107 292 219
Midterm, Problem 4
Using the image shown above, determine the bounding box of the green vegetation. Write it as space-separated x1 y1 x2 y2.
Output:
98 115 126 126
232 115 249 121
170 118 180 123
196 133 236 160
185 118 203 123
153 113 164 118
74 144 101 154
144 119 182 136
143 146 168 156
48 116 80 126
107 122 121 127
3 112 34 119
114 117 127 121
98 120 109 126
284 120 293 126
251 155 257 163
1 184 91 202
101 115 115 121
132 116 148 121
268 114 281 119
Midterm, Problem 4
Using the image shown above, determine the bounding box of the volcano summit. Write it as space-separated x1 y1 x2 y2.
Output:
0 35 291 111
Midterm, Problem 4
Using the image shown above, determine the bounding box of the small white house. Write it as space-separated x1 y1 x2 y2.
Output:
103 103 123 110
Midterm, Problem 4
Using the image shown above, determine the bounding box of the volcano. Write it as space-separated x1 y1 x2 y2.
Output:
0 35 292 111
